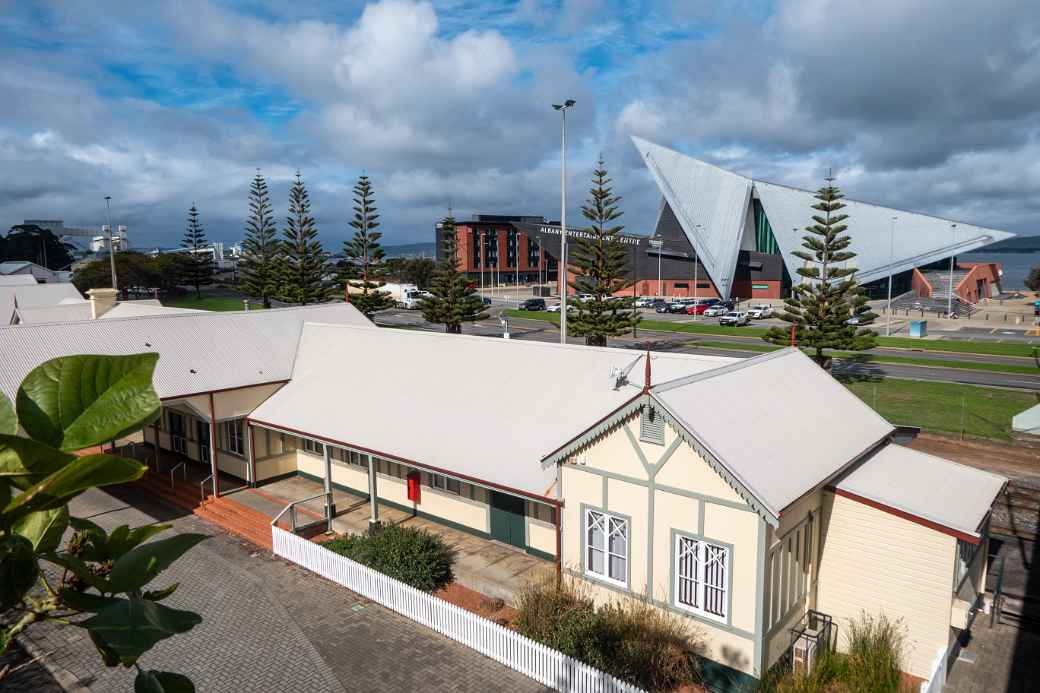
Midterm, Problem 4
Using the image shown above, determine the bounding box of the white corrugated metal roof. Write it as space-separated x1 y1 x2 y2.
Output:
249 324 735 498
0 303 372 402
1 283 85 324
835 444 1006 539
652 348 894 517
15 302 92 324
0 275 38 286
102 302 203 319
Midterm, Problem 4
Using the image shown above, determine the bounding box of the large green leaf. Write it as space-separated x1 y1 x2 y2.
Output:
107 533 207 593
135 670 195 693
0 433 75 489
12 506 68 552
16 353 161 452
4 454 145 523
82 598 202 660
0 394 15 435
43 553 111 592
59 589 122 612
142 583 179 602
0 535 37 610
107 523 171 560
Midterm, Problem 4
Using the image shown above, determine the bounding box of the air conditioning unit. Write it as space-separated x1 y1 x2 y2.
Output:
791 633 818 673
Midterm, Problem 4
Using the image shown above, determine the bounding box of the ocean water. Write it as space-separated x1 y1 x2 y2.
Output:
962 251 1038 290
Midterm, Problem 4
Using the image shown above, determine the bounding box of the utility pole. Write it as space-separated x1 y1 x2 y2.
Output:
104 196 118 291
886 216 897 336
650 238 663 297
553 99 575 344
947 223 957 318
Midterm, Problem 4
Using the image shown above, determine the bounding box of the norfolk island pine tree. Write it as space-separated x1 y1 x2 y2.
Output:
340 175 394 318
179 204 214 299
276 172 329 305
420 216 489 333
567 158 640 346
763 175 877 366
239 170 281 308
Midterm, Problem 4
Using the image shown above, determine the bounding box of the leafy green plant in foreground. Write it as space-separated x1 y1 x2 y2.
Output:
0 353 207 692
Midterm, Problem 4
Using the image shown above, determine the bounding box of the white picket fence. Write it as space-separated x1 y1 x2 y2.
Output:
272 526 644 693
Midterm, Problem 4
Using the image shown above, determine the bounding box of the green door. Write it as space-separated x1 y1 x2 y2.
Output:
489 491 526 549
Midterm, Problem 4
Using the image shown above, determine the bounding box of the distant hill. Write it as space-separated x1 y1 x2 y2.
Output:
384 242 436 258
968 235 1040 253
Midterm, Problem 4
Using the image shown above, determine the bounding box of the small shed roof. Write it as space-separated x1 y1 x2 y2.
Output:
1 283 85 324
249 324 735 499
0 275 38 286
15 302 91 324
834 444 1006 541
651 348 894 518
0 303 372 402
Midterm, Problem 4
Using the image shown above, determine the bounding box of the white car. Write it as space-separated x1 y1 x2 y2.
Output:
546 303 575 313
703 305 727 318
719 311 751 326
633 297 656 308
747 304 774 319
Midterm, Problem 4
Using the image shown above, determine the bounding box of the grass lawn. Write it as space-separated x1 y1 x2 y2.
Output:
162 294 251 311
505 310 1038 359
841 378 1035 440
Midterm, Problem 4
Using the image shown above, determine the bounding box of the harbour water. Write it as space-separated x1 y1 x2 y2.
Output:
962 251 1038 290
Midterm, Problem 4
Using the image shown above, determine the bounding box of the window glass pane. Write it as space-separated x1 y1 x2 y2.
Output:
589 547 604 574
609 554 626 581
446 478 461 495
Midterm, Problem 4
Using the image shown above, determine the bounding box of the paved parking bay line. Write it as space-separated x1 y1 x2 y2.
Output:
18 487 547 693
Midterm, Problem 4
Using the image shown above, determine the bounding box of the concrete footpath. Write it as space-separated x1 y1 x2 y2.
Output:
16 486 546 692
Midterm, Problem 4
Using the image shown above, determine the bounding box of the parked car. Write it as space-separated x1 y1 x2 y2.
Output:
634 296 657 308
480 295 492 306
685 302 709 315
577 293 595 303
747 304 774 319
520 298 546 311
667 299 694 314
719 311 751 326
546 302 575 313
654 300 672 313
703 305 727 317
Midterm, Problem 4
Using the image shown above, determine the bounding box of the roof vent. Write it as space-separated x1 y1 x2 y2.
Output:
189 369 197 374
610 366 628 390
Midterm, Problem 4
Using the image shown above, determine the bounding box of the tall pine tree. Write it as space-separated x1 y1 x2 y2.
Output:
567 158 640 346
763 175 876 366
276 172 329 305
421 216 489 333
239 170 280 308
180 203 214 298
340 175 394 317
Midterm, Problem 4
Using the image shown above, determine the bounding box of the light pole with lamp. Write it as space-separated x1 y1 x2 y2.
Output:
104 196 118 291
947 223 957 318
692 224 702 320
885 216 897 336
552 98 575 345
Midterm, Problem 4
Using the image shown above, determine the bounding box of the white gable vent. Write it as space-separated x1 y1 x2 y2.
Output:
640 407 665 445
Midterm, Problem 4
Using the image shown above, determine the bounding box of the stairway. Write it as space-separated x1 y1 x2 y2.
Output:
133 469 274 551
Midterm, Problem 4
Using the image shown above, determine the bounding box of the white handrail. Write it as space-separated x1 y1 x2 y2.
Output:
272 492 330 533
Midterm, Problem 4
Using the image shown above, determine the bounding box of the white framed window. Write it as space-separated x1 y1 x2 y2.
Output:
640 407 665 444
302 437 323 455
585 508 628 586
223 419 245 456
428 473 461 495
674 534 729 621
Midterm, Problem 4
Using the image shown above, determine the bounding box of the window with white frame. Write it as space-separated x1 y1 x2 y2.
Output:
428 473 461 495
585 508 628 586
674 535 729 620
223 419 245 456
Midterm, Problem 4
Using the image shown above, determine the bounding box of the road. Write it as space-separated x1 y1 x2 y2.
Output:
375 308 1040 391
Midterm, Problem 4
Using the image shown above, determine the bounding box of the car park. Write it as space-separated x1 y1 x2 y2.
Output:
719 311 751 326
747 304 774 319
520 298 546 311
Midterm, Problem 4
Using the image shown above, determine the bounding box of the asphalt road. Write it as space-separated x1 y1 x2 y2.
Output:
376 309 1040 392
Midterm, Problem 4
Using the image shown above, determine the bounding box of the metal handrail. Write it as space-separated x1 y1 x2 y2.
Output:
990 553 1006 628
271 492 332 533
169 461 186 488
200 474 213 503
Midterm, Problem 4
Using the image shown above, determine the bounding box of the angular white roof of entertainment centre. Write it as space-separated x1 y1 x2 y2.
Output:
631 136 1016 294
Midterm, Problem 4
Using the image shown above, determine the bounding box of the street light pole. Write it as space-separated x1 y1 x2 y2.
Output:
886 216 897 336
104 196 118 291
947 223 957 318
553 99 575 345
692 224 701 320
650 238 663 297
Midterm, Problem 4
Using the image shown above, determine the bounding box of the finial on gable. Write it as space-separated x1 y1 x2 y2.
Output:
643 350 652 391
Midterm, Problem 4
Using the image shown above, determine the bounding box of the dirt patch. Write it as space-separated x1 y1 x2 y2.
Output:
907 432 1040 481
434 582 519 628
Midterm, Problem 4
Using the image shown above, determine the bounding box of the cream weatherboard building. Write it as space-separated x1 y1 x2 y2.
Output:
0 305 1004 689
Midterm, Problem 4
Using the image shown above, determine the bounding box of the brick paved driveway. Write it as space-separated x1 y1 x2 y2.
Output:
19 486 547 692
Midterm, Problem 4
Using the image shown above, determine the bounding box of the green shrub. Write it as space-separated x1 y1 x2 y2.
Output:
514 577 700 691
324 524 454 591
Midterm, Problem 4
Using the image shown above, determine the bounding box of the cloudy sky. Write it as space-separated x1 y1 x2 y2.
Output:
1 0 1038 249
